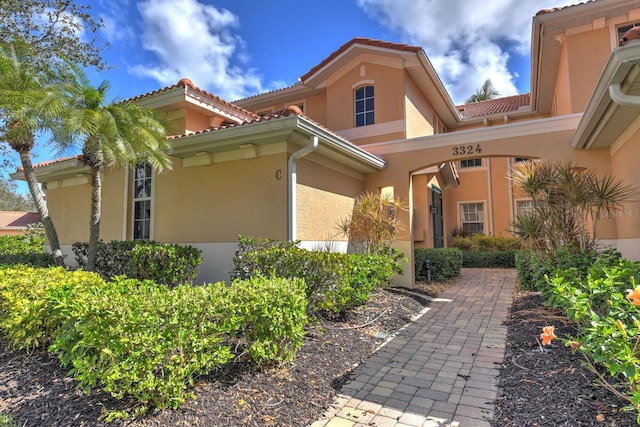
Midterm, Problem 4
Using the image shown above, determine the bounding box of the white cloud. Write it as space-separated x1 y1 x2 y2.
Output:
357 0 581 104
130 0 266 100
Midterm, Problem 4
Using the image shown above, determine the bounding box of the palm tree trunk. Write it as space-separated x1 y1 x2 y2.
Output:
18 150 64 266
87 166 101 271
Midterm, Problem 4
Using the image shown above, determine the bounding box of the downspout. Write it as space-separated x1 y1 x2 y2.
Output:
486 158 494 235
288 135 319 241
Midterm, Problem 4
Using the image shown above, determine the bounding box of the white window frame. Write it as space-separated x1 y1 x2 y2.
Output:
459 158 483 168
516 199 534 216
132 161 154 240
459 201 485 235
354 85 375 127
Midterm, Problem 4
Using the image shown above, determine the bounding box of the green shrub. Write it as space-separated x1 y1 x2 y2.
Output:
231 236 396 315
0 266 104 350
542 254 640 419
72 240 202 286
0 234 54 267
228 275 307 366
414 248 462 282
461 250 516 268
451 234 521 252
49 278 237 414
452 236 473 251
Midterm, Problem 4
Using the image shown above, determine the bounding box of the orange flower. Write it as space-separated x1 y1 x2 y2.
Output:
541 325 555 346
627 287 640 306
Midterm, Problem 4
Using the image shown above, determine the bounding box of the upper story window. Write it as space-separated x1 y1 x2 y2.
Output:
460 158 482 168
355 85 374 127
133 161 153 240
618 23 640 46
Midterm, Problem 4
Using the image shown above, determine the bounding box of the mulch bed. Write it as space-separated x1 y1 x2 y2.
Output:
0 285 436 427
492 287 638 427
2 279 638 426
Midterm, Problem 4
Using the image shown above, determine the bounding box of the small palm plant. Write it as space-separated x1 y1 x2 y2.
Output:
510 160 636 254
337 191 406 255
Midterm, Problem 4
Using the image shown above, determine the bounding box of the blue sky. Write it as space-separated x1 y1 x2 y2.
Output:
9 0 584 190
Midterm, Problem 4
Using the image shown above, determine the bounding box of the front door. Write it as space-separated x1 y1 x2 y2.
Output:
431 186 444 248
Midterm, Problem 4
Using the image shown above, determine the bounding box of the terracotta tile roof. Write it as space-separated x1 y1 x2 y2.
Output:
18 155 83 172
0 211 41 228
535 0 597 16
128 78 260 120
456 93 531 118
168 105 311 139
300 37 421 82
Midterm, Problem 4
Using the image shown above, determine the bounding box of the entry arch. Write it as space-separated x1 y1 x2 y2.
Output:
362 114 615 288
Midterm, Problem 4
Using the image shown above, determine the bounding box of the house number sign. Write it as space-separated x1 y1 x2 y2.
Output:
451 144 482 156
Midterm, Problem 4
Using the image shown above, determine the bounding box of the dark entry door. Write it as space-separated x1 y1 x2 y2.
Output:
431 186 444 248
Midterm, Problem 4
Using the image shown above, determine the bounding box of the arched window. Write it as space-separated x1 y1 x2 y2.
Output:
355 85 374 127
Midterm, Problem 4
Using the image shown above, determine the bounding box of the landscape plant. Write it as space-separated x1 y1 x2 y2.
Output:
337 191 405 256
510 160 635 254
0 265 309 419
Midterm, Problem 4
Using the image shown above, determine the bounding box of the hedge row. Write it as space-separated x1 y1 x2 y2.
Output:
414 248 462 282
0 266 307 419
231 236 398 315
0 234 54 267
72 240 202 286
461 250 516 268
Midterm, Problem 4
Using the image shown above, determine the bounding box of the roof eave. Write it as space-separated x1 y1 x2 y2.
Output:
9 158 87 183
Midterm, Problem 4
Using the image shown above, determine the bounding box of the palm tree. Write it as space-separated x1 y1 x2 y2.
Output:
466 79 500 103
58 66 173 271
0 41 67 265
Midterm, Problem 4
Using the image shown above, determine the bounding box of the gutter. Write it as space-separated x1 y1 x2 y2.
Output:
288 135 319 241
609 83 640 106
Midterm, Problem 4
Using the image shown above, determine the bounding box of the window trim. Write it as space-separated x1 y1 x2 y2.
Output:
458 201 486 235
132 161 154 241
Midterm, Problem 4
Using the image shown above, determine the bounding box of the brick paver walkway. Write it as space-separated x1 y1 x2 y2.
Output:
311 268 517 427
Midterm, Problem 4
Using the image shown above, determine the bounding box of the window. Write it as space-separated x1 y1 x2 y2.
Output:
461 202 484 234
460 158 482 168
516 200 534 216
133 161 152 240
355 85 374 127
618 23 640 45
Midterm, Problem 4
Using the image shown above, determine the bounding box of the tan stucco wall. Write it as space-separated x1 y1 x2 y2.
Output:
46 183 91 245
405 74 435 139
554 41 572 116
566 28 612 113
153 154 288 243
295 158 364 242
610 133 640 240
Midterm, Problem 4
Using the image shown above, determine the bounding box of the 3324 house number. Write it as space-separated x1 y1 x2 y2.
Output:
452 144 482 156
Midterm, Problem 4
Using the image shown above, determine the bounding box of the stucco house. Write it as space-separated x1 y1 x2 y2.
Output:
13 0 640 286
0 211 41 236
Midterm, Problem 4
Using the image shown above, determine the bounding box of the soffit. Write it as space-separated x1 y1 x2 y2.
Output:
572 43 640 149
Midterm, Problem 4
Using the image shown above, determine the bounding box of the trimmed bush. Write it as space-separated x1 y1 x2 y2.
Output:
461 250 516 268
0 266 104 350
414 248 462 282
0 234 54 267
0 265 309 418
72 240 202 286
231 236 397 315
228 275 307 366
